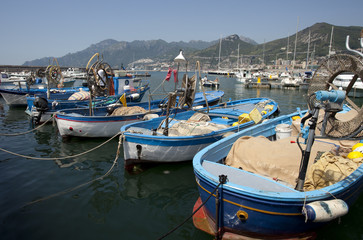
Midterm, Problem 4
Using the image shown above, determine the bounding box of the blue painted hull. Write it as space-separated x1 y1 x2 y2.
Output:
121 97 279 165
193 110 363 238
55 91 225 137
0 87 89 107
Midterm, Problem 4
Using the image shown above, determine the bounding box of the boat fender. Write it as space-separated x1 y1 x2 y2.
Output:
131 93 140 100
236 210 248 221
143 114 159 121
302 199 348 222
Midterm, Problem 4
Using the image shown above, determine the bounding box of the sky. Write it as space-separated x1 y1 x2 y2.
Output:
1 0 362 65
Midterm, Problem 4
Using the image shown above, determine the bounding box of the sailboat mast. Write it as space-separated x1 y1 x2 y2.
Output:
292 16 299 70
286 32 289 61
218 36 222 71
328 26 334 56
237 44 239 69
306 30 311 70
263 39 265 66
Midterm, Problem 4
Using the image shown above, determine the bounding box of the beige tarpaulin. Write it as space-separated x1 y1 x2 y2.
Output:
224 136 357 188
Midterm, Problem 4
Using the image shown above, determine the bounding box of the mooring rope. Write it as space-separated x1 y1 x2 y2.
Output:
24 133 123 206
0 115 55 136
0 132 121 160
158 175 228 240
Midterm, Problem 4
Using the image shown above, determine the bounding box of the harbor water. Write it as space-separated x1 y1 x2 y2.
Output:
1 71 362 240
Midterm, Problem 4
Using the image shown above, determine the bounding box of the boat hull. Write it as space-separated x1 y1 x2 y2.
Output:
123 134 225 165
55 91 225 138
192 111 363 238
56 115 140 138
122 97 279 166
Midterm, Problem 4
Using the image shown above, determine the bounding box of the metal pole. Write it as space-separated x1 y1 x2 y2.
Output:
296 107 319 191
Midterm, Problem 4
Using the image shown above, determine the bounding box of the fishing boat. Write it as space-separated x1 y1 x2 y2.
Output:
121 97 279 168
26 77 150 123
0 61 83 107
192 52 363 239
235 69 253 84
0 85 88 107
333 73 363 98
54 90 224 138
26 54 151 123
201 76 220 88
279 71 303 88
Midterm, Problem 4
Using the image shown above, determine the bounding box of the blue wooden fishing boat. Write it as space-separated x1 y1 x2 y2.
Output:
121 97 279 168
192 90 363 239
0 85 89 107
54 90 224 138
26 77 150 123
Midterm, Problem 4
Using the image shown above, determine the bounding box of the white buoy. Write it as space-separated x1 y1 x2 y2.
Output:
275 123 292 140
302 199 348 222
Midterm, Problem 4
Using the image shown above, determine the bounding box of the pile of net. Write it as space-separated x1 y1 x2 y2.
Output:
158 112 229 136
304 151 363 191
110 106 147 116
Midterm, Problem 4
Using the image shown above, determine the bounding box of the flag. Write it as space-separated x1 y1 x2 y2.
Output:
165 68 172 81
119 93 127 107
173 69 178 83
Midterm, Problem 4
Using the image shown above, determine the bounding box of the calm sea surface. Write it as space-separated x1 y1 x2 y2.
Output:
0 71 362 240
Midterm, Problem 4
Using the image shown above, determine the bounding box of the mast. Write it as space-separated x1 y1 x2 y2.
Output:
306 30 311 70
328 26 334 56
262 39 265 66
292 16 299 70
286 32 290 62
237 44 240 69
218 36 222 71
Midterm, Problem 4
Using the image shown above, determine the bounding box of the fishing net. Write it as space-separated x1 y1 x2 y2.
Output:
308 54 363 138
110 106 147 116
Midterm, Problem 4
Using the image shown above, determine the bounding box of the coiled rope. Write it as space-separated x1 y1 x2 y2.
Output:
24 133 123 206
158 175 228 240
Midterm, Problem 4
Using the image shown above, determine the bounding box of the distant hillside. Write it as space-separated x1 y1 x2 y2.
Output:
23 39 218 68
248 23 362 64
23 23 362 69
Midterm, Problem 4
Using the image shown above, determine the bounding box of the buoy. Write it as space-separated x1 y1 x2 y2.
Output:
347 151 363 159
353 146 363 154
352 143 363 152
264 105 274 112
302 199 348 222
292 115 301 121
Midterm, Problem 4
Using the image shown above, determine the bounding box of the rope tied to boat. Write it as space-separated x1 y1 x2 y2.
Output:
0 131 121 161
158 174 228 240
24 132 123 206
0 115 54 136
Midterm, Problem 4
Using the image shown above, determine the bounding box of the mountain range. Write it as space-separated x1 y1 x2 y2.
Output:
23 22 362 69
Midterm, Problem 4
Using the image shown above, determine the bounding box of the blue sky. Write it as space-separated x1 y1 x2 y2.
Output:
1 0 362 65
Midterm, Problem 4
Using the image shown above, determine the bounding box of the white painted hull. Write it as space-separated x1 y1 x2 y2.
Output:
56 117 137 137
123 140 211 164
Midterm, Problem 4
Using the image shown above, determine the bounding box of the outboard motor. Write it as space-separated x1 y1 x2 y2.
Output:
32 96 49 125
